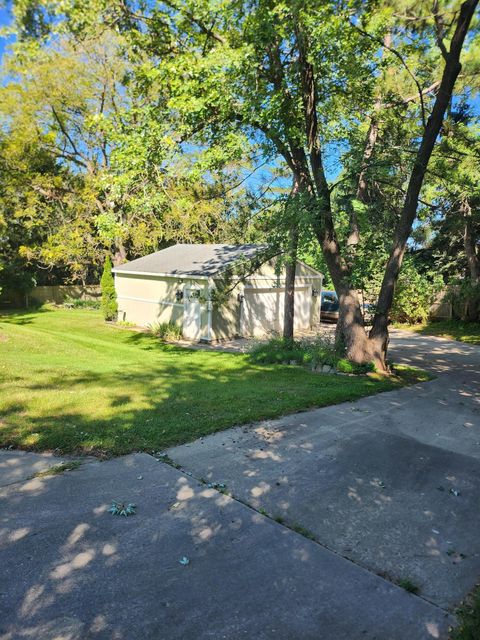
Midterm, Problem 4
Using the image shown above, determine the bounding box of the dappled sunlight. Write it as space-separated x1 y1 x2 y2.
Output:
293 547 311 563
250 481 271 498
5 526 30 542
425 621 440 638
253 426 287 443
176 484 195 502
250 449 282 462
19 584 53 618
65 523 90 548
0 445 458 638
50 550 96 580
19 477 46 494
190 517 222 543
347 486 362 503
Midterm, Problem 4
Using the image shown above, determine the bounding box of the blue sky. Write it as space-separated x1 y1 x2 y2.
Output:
0 5 14 62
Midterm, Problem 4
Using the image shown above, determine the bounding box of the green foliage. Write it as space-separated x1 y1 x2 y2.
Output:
305 335 339 368
336 359 375 374
0 27 253 287
1 0 478 351
109 501 136 517
100 255 117 321
390 259 443 324
149 321 183 341
448 281 480 322
249 337 307 365
64 297 100 310
0 308 421 455
33 460 82 477
395 319 480 346
450 586 480 640
249 336 375 374
397 578 420 595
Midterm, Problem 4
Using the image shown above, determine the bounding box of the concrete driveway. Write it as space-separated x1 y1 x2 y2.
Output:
1 331 479 639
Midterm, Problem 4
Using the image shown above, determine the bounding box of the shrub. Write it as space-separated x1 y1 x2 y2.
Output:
249 336 375 373
249 337 307 365
149 321 182 341
100 255 118 321
450 586 480 640
336 358 375 374
447 281 480 322
64 297 100 310
391 259 443 324
303 335 338 368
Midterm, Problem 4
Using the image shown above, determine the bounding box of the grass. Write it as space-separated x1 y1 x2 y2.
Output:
0 307 430 456
397 578 420 595
450 586 480 640
394 319 480 345
33 460 83 478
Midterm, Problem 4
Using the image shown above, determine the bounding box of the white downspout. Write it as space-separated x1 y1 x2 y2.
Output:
206 278 213 342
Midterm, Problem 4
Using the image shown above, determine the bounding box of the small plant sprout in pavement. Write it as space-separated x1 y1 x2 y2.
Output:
109 501 136 516
398 578 420 595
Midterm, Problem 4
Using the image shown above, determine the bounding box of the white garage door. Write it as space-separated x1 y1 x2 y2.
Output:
241 286 312 337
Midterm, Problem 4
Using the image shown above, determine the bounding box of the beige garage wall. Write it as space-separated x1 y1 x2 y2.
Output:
241 285 313 337
115 274 209 336
115 274 181 327
115 261 322 340
211 286 242 340
245 261 322 328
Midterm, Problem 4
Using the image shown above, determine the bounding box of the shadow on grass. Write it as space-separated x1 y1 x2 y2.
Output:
1 356 407 457
0 308 434 457
0 305 53 325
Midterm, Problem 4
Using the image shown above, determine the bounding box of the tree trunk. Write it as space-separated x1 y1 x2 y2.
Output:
113 241 127 266
462 200 480 321
369 0 478 365
283 225 298 340
295 17 389 371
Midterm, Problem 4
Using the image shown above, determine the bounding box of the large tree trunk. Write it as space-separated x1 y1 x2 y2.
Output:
283 225 298 340
294 16 390 371
462 200 480 321
369 0 478 367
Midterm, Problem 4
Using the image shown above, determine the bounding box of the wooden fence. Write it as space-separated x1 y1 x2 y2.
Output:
24 285 101 307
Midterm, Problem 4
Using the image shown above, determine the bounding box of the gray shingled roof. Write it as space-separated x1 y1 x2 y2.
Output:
112 244 267 278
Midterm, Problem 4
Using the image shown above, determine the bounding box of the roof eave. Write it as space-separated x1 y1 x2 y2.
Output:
112 269 209 280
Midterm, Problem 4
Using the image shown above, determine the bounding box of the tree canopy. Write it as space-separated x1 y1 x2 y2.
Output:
0 0 478 364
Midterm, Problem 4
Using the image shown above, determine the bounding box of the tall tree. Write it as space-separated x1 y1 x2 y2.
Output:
6 0 480 365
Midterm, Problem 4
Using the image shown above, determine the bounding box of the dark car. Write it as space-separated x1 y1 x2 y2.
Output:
320 291 375 324
320 290 339 322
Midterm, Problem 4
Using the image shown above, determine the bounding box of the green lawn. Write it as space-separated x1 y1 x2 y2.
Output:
394 319 480 345
0 307 429 456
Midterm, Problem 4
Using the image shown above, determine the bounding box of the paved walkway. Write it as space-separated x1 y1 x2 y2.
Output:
1 331 478 639
172 324 336 352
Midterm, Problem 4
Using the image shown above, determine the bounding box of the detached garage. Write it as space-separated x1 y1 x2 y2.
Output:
113 244 323 341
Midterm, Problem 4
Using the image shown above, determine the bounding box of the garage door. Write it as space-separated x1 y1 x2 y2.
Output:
241 286 312 337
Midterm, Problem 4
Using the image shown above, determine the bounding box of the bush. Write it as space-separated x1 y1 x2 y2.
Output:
336 358 375 374
391 259 443 324
64 297 100 310
100 255 118 321
149 321 182 341
447 281 480 322
249 337 307 365
303 335 338 368
249 335 375 374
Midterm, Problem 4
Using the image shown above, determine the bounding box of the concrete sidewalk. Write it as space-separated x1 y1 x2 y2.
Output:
0 453 450 640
